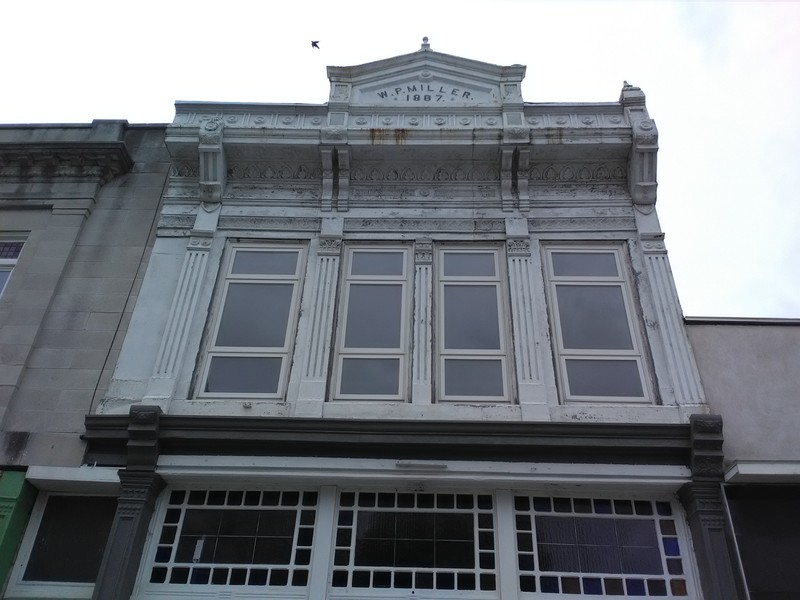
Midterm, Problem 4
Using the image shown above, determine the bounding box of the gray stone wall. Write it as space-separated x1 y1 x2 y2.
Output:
0 125 167 467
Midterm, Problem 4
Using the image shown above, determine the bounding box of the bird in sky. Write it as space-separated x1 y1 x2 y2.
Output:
311 41 320 49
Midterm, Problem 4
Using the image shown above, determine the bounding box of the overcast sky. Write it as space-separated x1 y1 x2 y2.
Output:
2 1 798 318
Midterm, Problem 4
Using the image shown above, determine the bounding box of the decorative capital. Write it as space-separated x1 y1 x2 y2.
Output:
415 239 433 265
506 237 531 257
188 236 213 252
318 237 342 256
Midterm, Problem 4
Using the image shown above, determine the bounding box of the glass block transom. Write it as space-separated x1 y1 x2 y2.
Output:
514 495 690 597
332 491 498 593
149 489 317 588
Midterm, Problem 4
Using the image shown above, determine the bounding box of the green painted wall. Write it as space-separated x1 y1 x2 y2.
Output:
0 471 37 591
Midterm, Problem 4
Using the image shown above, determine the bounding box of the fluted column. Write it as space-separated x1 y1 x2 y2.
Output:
412 239 433 404
145 233 214 403
640 235 704 407
506 219 549 416
295 236 342 408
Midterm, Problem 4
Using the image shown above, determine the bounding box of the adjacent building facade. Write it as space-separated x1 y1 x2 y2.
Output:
0 41 795 599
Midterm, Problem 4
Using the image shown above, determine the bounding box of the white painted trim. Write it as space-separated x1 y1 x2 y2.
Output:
25 465 121 493
155 455 690 491
724 460 800 482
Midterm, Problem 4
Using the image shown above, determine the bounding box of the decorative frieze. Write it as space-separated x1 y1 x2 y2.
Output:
529 162 627 183
528 216 637 232
350 165 500 182
225 163 322 181
343 218 505 233
525 112 627 128
217 216 321 231
171 110 628 131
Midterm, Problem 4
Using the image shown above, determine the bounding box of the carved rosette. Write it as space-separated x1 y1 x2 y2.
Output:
187 236 213 252
199 119 223 145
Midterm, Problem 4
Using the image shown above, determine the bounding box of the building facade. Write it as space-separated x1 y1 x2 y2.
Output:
2 41 792 599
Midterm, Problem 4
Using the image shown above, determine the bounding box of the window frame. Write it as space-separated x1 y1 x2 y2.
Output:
197 242 307 400
544 245 651 404
135 485 700 599
0 238 25 298
435 245 512 403
5 492 117 600
331 244 413 401
139 488 319 593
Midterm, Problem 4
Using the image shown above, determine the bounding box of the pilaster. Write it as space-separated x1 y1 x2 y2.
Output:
147 205 220 405
640 234 705 408
412 239 433 404
678 415 744 600
505 220 548 417
93 406 165 600
294 222 343 411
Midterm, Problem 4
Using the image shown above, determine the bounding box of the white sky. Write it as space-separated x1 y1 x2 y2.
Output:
2 1 798 318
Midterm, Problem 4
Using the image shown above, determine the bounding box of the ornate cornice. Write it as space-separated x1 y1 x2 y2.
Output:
0 143 132 183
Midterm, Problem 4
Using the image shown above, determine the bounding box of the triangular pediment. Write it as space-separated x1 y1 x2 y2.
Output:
327 43 526 108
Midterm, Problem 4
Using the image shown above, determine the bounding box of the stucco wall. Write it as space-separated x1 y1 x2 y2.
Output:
686 320 800 464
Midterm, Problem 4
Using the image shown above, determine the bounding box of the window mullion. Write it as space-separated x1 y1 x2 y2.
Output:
495 490 521 600
307 485 338 597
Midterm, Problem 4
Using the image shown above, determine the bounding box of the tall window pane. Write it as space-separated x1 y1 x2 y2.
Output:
443 285 501 350
344 285 403 349
215 284 294 347
556 285 633 350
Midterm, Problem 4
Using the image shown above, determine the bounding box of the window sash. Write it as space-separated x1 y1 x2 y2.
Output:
545 246 649 404
199 244 305 399
436 248 510 402
333 246 411 400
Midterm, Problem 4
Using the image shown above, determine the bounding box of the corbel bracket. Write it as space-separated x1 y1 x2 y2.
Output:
499 145 529 211
198 119 226 203
620 83 658 206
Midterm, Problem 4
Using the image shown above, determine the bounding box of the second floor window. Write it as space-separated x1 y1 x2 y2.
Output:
436 247 510 402
199 245 306 398
332 246 412 400
544 246 648 403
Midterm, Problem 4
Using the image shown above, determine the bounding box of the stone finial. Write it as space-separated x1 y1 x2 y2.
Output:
421 36 430 51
